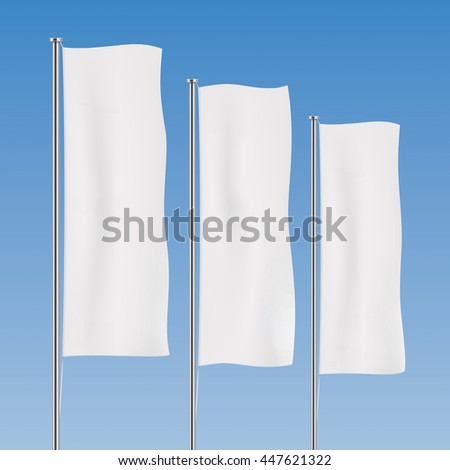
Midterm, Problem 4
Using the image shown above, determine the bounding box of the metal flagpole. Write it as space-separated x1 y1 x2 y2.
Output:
50 37 63 451
188 78 199 450
309 115 319 450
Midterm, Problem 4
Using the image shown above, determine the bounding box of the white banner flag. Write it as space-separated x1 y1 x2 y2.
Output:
198 85 295 367
62 45 169 357
319 122 405 374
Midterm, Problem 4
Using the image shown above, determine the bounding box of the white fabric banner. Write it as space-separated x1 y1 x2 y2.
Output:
198 85 295 367
319 122 405 374
62 45 169 356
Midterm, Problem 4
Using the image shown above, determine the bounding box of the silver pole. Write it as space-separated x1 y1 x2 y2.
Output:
309 115 319 450
50 37 62 451
188 78 198 450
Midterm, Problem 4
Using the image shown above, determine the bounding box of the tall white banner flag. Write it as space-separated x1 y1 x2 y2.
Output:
319 122 405 374
198 85 295 367
62 45 169 357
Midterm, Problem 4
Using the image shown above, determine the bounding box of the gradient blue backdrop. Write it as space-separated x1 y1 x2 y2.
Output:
0 0 449 450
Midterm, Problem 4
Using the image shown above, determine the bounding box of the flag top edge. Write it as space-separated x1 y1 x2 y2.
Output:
198 83 288 92
62 43 162 52
320 121 400 128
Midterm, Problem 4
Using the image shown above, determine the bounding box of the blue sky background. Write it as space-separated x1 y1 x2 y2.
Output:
0 0 449 450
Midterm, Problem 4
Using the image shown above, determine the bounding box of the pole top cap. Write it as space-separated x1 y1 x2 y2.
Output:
49 37 63 42
309 116 320 120
187 79 199 83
